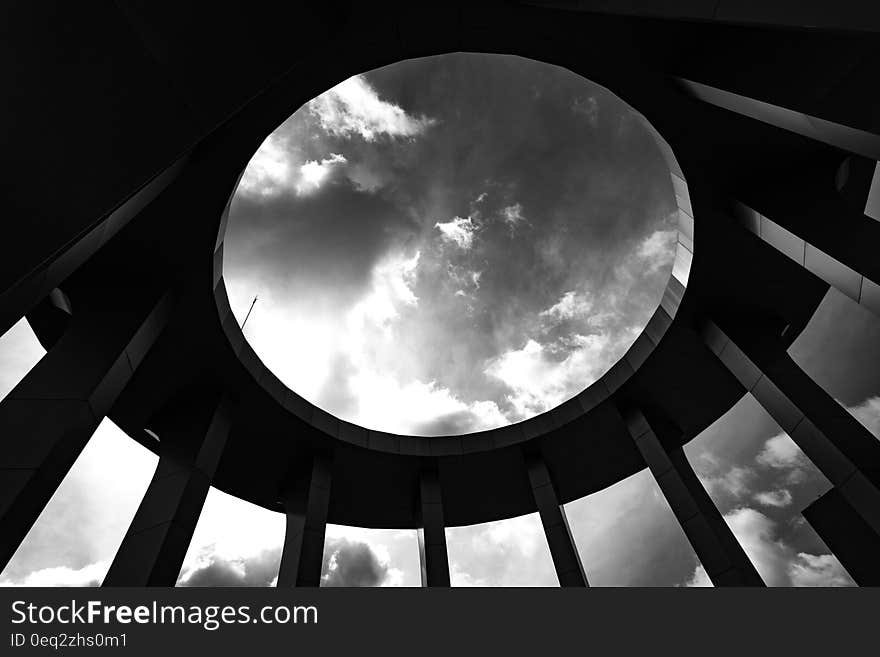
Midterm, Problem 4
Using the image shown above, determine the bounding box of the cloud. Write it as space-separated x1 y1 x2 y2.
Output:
178 549 280 587
485 337 601 419
637 229 678 272
345 369 508 436
539 290 592 323
434 216 477 249
698 465 755 500
753 489 793 508
723 507 854 587
1 562 106 587
500 203 526 231
447 513 557 587
296 153 347 195
321 538 391 587
756 434 809 470
237 134 293 197
683 564 712 587
847 396 880 438
308 75 436 142
788 553 854 587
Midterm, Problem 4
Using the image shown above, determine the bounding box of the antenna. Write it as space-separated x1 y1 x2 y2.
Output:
241 295 259 330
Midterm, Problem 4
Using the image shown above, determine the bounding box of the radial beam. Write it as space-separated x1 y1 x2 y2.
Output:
277 452 333 588
701 318 880 538
621 406 765 586
524 452 588 587
0 289 174 572
729 200 880 317
677 77 880 161
0 155 188 339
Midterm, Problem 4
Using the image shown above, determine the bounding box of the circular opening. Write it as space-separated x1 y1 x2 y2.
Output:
221 53 689 437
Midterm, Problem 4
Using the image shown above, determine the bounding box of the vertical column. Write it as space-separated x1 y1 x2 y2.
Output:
277 452 333 588
622 407 765 586
701 318 880 538
524 453 588 587
103 394 232 586
0 289 174 571
803 488 880 586
418 465 450 587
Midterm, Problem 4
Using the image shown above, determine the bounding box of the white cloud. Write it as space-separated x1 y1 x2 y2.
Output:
485 334 618 420
756 434 810 470
346 369 508 436
723 507 854 587
237 134 292 197
753 489 793 508
683 564 712 587
724 507 791 586
501 203 525 228
540 290 592 323
446 513 557 587
296 153 347 194
347 250 421 333
698 465 754 500
847 396 880 438
238 137 347 198
308 75 436 142
788 552 854 587
1 561 107 587
637 229 678 271
434 216 476 249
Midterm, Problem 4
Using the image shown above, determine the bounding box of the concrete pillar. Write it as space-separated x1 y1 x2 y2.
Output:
277 452 333 588
0 289 174 571
524 453 588 587
803 487 880 586
103 393 232 586
418 466 450 587
702 318 880 538
622 407 765 586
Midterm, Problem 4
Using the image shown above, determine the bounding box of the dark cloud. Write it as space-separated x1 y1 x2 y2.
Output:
178 548 281 587
321 538 389 587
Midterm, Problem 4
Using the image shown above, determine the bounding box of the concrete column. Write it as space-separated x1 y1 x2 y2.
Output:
524 453 588 587
418 466 450 587
103 393 232 586
803 487 880 586
702 319 880 538
0 289 174 571
622 407 765 586
277 452 333 588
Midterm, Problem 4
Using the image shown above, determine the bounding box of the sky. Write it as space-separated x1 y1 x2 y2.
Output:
1 55 879 588
222 53 679 436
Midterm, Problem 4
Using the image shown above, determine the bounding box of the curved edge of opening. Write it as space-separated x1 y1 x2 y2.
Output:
211 82 694 458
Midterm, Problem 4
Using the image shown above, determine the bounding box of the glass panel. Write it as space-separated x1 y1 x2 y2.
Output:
445 513 556 586
683 393 855 586
322 525 420 587
565 469 701 586
177 488 284 587
0 419 158 586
